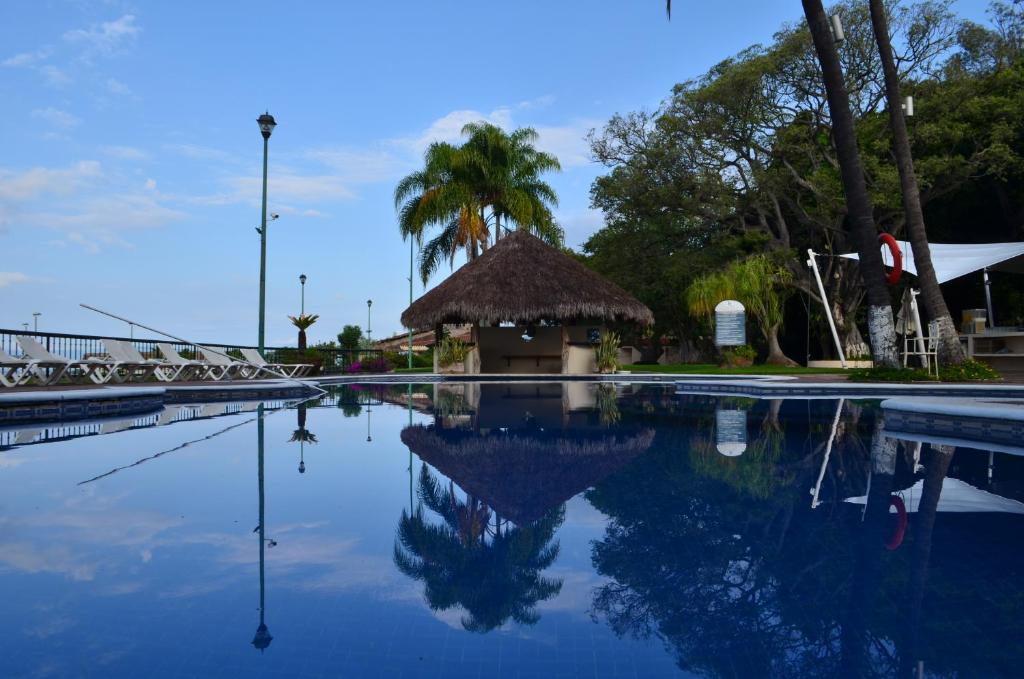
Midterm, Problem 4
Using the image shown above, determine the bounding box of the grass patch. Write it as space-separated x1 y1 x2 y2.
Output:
848 360 1001 383
625 363 847 375
394 366 432 374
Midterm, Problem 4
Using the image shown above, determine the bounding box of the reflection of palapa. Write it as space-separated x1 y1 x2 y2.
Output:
401 425 654 525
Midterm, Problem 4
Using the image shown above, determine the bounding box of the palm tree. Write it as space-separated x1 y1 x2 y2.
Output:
800 0 899 367
868 0 965 365
395 125 562 284
460 122 562 245
393 466 564 632
287 313 319 352
686 255 797 365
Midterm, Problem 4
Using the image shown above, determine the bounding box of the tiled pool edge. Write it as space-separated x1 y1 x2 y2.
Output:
882 398 1024 449
0 381 319 425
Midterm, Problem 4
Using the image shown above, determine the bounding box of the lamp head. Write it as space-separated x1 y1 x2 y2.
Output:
299 274 307 285
257 112 277 139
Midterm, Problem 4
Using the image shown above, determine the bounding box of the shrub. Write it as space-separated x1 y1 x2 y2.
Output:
438 336 469 367
720 344 756 367
595 331 621 373
849 359 1001 383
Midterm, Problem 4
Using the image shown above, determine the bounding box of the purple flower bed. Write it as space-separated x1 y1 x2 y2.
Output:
345 358 390 374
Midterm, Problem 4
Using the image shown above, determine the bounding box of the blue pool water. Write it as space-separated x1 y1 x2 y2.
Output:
2 382 1023 678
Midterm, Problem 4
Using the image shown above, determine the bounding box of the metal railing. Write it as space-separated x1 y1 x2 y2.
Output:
0 328 385 376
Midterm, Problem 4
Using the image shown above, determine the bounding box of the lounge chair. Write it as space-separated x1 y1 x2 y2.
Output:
197 346 252 380
105 339 194 383
0 347 35 387
16 336 114 385
156 343 208 381
240 348 313 378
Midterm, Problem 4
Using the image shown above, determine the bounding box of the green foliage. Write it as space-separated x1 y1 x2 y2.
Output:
287 313 319 330
594 331 621 373
337 325 363 351
685 255 792 340
849 359 1001 382
437 335 469 367
395 122 563 283
940 359 1001 381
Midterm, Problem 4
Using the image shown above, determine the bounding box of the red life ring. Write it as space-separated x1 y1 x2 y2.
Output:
885 495 908 550
878 233 903 285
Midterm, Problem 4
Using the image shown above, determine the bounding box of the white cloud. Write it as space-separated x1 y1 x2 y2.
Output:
0 161 101 201
0 272 31 288
398 107 514 155
39 64 71 86
32 107 81 129
63 14 140 58
533 120 599 168
303 147 407 184
106 77 130 95
2 48 51 67
227 173 355 204
144 178 157 190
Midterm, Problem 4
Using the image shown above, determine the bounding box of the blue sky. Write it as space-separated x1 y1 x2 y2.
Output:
0 1 994 346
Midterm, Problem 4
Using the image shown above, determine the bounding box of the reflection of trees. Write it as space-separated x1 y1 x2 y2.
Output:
585 396 1024 678
394 465 564 632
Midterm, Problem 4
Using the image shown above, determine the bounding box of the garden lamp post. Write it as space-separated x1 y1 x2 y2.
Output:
256 112 277 354
299 274 306 315
366 299 372 342
32 312 40 332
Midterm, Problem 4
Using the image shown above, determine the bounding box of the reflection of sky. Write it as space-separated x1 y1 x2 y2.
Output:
0 400 678 678
8 392 1023 678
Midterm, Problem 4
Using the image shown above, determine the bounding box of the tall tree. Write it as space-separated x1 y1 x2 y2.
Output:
395 125 562 284
801 0 898 367
461 122 562 245
869 0 965 365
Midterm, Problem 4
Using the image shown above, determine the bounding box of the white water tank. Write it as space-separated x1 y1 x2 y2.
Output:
715 300 746 347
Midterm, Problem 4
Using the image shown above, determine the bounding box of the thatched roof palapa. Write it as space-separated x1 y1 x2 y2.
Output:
401 230 654 328
402 425 655 525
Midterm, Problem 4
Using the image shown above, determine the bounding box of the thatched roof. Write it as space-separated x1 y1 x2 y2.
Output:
402 425 655 524
401 230 654 328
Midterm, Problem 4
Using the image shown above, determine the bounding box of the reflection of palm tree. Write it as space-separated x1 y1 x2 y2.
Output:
394 466 564 632
289 403 317 473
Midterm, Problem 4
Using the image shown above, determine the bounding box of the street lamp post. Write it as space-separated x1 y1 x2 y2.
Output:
299 274 307 316
32 312 40 332
366 299 373 342
408 239 414 369
256 112 277 354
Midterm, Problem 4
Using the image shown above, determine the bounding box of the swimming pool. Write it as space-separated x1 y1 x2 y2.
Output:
2 382 1022 678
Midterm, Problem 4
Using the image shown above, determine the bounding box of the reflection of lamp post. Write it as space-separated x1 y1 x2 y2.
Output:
366 299 373 342
366 404 373 443
32 312 40 332
252 406 273 653
256 111 277 354
299 274 307 316
408 384 414 512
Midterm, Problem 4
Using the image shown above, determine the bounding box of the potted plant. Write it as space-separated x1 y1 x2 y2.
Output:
594 330 621 374
437 336 469 374
720 344 756 368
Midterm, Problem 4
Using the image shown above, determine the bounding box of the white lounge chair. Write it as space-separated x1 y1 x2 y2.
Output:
105 339 193 382
156 343 208 381
16 336 114 385
0 347 35 387
197 347 252 380
240 348 313 378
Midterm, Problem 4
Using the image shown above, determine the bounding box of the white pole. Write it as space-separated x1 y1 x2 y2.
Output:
806 249 847 368
983 267 995 327
909 289 928 370
811 397 845 508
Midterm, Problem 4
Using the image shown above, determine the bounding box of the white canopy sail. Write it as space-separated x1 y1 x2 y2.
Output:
839 240 1024 284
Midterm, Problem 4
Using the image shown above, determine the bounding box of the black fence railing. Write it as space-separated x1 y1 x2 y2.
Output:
0 329 384 376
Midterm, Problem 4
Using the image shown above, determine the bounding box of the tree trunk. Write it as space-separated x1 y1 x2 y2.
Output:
298 329 307 352
869 0 964 366
494 212 501 246
765 322 798 366
899 444 954 677
802 0 898 368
